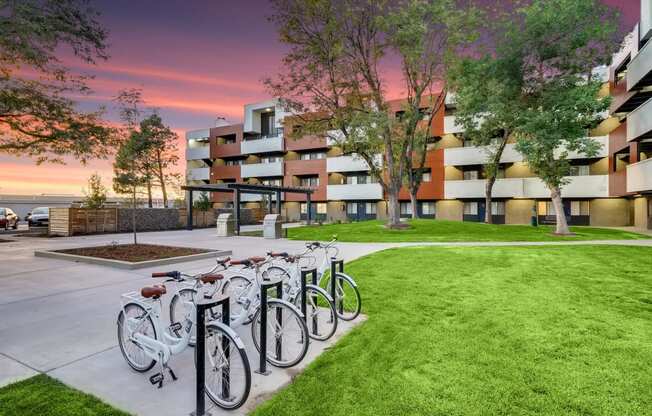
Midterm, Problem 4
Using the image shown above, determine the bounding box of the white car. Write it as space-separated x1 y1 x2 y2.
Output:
26 207 49 227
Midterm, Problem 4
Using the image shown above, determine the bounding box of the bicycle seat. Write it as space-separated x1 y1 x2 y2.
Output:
141 285 166 299
200 274 223 284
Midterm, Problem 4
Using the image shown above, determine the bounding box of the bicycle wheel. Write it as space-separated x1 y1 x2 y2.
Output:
297 286 337 341
203 323 251 410
326 274 362 321
169 288 198 346
117 303 157 372
251 300 309 368
221 275 253 324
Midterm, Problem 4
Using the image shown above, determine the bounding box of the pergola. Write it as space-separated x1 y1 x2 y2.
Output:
181 183 315 234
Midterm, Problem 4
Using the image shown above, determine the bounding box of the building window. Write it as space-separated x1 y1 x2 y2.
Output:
300 152 326 160
569 165 590 176
260 156 281 164
224 159 243 166
300 203 307 214
400 202 413 215
299 176 320 187
463 170 479 180
365 202 377 214
570 200 590 216
317 203 327 214
491 201 505 215
421 202 436 215
346 202 358 215
262 178 282 186
463 202 478 215
261 111 275 137
422 171 432 182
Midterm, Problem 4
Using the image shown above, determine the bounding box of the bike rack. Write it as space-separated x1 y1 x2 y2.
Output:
192 294 230 416
256 276 283 376
300 267 320 336
330 258 344 315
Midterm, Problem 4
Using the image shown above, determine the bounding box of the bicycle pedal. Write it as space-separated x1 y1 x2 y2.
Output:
167 367 178 381
149 372 164 388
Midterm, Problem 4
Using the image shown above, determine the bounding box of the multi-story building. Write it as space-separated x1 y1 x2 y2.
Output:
185 1 651 229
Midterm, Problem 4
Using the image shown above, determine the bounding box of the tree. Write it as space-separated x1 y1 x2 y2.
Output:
139 114 181 207
382 0 476 219
512 0 620 234
193 191 212 227
266 0 406 227
0 0 118 163
82 173 107 209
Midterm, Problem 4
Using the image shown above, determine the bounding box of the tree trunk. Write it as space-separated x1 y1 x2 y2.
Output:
410 191 418 220
146 180 153 208
550 185 571 235
132 185 137 245
386 190 401 227
485 176 495 224
157 151 168 207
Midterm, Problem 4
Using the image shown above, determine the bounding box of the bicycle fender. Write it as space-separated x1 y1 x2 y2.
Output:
335 272 358 288
209 322 246 350
267 298 305 319
305 284 334 303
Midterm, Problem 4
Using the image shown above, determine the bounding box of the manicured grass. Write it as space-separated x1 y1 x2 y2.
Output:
287 219 649 242
0 375 130 416
253 245 652 416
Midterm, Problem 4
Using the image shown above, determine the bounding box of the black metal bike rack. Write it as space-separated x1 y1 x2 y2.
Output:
193 294 230 416
300 267 319 335
330 258 344 315
256 276 283 376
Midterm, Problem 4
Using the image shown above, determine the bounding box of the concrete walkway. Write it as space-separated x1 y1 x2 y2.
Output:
0 228 651 414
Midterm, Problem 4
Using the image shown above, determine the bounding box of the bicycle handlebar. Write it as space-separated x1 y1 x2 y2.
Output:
151 271 180 279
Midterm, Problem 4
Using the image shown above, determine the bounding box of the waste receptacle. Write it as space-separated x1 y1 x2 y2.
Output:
216 213 235 237
263 214 283 239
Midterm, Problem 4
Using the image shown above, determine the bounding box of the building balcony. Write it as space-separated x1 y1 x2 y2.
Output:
326 155 375 173
240 161 283 178
186 129 210 141
628 33 652 91
186 145 210 160
327 183 383 200
187 167 210 181
444 175 609 199
240 136 284 155
212 164 241 180
627 158 652 193
212 142 241 158
627 97 652 141
443 115 463 134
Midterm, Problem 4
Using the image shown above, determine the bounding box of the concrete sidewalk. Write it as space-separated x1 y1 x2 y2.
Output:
1 228 651 414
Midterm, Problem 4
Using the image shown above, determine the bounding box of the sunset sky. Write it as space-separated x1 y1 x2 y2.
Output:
0 0 640 196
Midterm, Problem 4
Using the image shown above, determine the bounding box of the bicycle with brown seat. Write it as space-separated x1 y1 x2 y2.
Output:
116 271 251 410
220 255 310 368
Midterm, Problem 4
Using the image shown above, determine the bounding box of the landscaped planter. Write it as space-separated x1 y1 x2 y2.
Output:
34 244 231 270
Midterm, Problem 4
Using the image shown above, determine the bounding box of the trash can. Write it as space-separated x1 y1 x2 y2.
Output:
263 214 283 239
216 213 235 237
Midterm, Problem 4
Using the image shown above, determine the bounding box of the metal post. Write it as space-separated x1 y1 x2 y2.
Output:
187 190 194 231
275 191 281 216
301 267 319 335
330 258 344 316
275 282 283 363
256 277 282 375
221 299 230 401
306 193 312 225
234 189 241 236
194 302 206 416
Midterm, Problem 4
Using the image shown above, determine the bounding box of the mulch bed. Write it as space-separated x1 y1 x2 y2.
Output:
56 244 210 262
0 239 14 243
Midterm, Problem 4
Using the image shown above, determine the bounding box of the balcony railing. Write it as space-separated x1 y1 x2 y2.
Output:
186 146 210 160
627 97 652 141
444 175 609 199
187 167 210 181
627 158 652 193
628 31 652 91
240 161 283 178
327 183 383 200
443 115 463 134
240 135 284 154
327 155 379 173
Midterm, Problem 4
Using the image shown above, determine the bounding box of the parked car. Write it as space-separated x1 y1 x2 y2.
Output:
0 207 19 230
26 207 49 227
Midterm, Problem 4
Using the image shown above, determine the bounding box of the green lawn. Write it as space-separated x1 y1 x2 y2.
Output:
253 245 652 416
0 375 130 416
287 219 650 242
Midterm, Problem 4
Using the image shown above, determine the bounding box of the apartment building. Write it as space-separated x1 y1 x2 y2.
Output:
185 1 651 229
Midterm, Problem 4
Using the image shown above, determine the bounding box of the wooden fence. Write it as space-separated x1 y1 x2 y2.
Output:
49 208 118 236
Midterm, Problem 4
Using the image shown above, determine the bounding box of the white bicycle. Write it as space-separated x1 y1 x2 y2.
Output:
220 256 310 368
268 237 361 321
264 251 338 341
116 273 251 410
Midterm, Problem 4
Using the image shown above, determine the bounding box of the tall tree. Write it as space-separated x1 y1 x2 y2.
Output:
82 173 107 209
512 0 620 234
139 113 180 207
382 0 476 219
266 0 407 227
0 0 117 163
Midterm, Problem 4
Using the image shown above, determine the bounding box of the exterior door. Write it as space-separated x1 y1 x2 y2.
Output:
477 201 486 223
